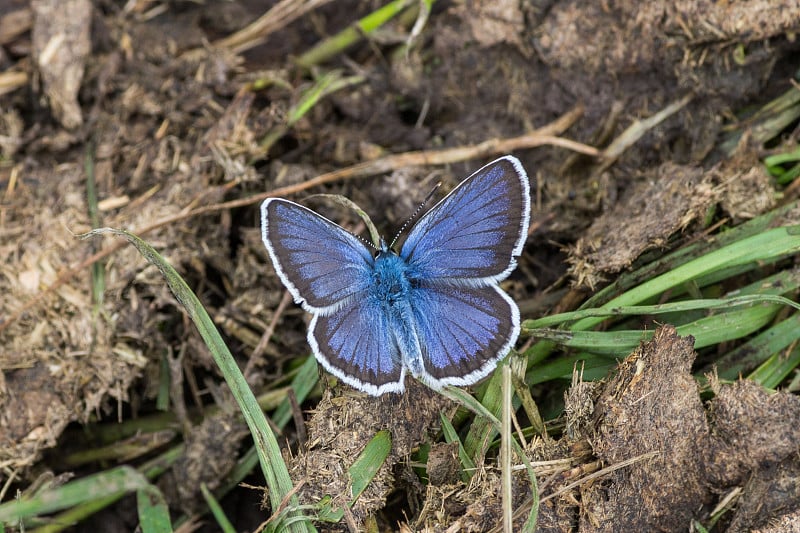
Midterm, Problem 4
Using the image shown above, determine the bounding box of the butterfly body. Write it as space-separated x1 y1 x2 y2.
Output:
369 248 418 371
262 156 530 395
372 247 415 308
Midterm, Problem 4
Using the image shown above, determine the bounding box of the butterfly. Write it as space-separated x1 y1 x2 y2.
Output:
260 156 531 395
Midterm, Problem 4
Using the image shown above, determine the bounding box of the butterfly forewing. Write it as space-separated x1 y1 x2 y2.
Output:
399 156 530 283
261 199 373 312
408 283 519 386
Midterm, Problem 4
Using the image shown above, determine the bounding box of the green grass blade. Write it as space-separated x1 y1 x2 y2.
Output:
137 485 172 533
679 303 781 349
83 228 312 533
527 355 616 386
748 340 800 388
30 446 183 533
84 142 105 311
295 0 415 68
524 294 800 329
460 371 503 462
200 484 236 533
317 430 392 522
764 146 800 167
528 303 781 357
582 204 799 310
0 467 167 526
258 71 365 155
718 83 800 155
527 328 647 356
272 354 319 428
439 413 476 482
350 430 391 497
286 72 365 126
571 226 800 331
713 313 800 380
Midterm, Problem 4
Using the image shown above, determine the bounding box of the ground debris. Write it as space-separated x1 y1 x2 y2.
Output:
31 0 92 129
434 326 800 531
0 0 799 528
282 379 449 529
582 325 711 530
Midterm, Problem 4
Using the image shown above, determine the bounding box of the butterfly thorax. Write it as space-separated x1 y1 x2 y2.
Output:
372 249 414 307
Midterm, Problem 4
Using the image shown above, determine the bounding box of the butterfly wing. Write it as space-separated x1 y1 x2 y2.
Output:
262 198 404 394
407 283 519 387
309 297 405 395
399 156 530 283
261 198 374 313
399 156 530 386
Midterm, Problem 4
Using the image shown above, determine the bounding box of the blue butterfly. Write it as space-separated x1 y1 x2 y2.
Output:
261 156 530 395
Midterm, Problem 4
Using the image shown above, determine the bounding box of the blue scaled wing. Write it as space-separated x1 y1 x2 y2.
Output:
399 156 530 283
407 283 519 387
309 297 405 395
261 198 373 313
262 198 404 394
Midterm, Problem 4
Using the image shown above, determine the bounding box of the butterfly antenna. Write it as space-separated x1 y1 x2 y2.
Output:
356 232 380 252
389 182 442 248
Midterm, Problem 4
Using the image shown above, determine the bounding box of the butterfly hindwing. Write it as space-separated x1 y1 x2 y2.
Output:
399 156 530 283
309 297 405 395
261 198 374 312
407 283 519 386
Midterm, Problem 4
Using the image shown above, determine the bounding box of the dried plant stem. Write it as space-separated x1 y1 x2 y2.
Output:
501 365 513 533
598 94 693 172
182 0 334 60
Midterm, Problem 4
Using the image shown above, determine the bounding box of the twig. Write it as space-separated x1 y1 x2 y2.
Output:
538 450 660 504
599 94 693 170
245 290 293 380
183 0 334 59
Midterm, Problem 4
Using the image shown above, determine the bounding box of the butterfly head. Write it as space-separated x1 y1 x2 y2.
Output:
377 237 393 255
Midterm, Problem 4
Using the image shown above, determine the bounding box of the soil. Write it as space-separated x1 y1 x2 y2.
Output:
1 0 800 531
